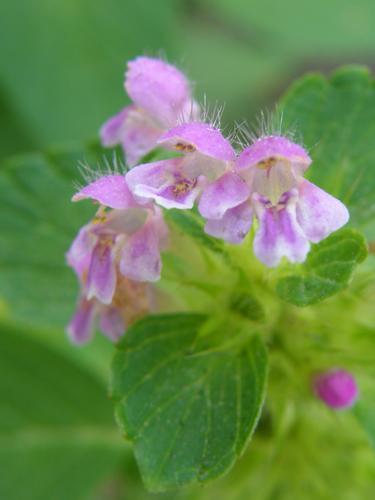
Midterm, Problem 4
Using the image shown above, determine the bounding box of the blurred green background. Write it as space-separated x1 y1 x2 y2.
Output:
1 0 375 499
1 0 375 160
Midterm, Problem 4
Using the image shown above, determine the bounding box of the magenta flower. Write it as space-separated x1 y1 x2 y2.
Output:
125 121 248 212
66 174 167 343
314 369 358 410
204 135 349 267
100 56 199 166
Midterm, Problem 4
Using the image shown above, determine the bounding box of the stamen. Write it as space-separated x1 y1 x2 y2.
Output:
175 142 196 153
92 206 108 224
256 157 278 170
172 178 196 197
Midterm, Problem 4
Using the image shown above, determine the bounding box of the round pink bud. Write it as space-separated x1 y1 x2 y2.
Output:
314 369 358 410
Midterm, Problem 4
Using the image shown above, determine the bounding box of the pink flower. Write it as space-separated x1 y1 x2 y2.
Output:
67 279 153 344
100 57 199 166
67 297 124 344
66 174 167 343
314 369 358 410
125 122 247 212
204 135 349 267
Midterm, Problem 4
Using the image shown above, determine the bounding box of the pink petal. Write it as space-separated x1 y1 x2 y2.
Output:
100 106 162 167
158 122 236 163
253 193 310 267
296 180 349 243
72 175 137 209
100 107 129 147
86 240 117 304
99 307 126 341
104 208 148 235
66 224 98 279
198 172 250 219
67 299 96 344
236 135 311 172
126 158 201 209
204 201 253 244
152 206 169 249
120 219 162 282
125 56 191 127
121 107 163 167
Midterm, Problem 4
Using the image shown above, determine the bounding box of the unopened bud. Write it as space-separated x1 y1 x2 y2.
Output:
314 369 358 410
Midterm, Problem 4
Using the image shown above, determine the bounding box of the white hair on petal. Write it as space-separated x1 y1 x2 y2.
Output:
73 152 127 191
231 120 254 150
233 107 306 149
176 98 200 125
176 94 227 136
199 95 226 129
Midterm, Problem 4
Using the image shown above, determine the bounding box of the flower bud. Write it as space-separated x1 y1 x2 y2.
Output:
314 369 358 410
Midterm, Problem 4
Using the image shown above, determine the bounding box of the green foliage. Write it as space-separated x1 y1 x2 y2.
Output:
230 291 265 322
182 0 375 130
280 66 375 239
0 321 125 500
0 82 39 160
111 313 268 491
211 0 375 54
0 0 374 497
354 375 375 449
276 228 368 306
165 209 225 255
0 145 110 328
0 0 179 153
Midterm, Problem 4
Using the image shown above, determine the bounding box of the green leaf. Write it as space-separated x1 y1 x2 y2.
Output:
165 208 225 255
0 321 125 500
0 0 180 152
356 404 375 449
354 375 375 449
0 145 111 328
279 66 375 239
276 228 368 306
111 313 268 492
0 81 39 160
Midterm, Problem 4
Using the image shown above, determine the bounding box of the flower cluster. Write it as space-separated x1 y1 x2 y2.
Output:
67 175 167 343
67 56 349 342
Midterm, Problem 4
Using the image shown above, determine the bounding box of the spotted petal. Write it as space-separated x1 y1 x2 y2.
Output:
126 158 201 209
253 192 310 267
158 122 235 163
236 135 311 173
